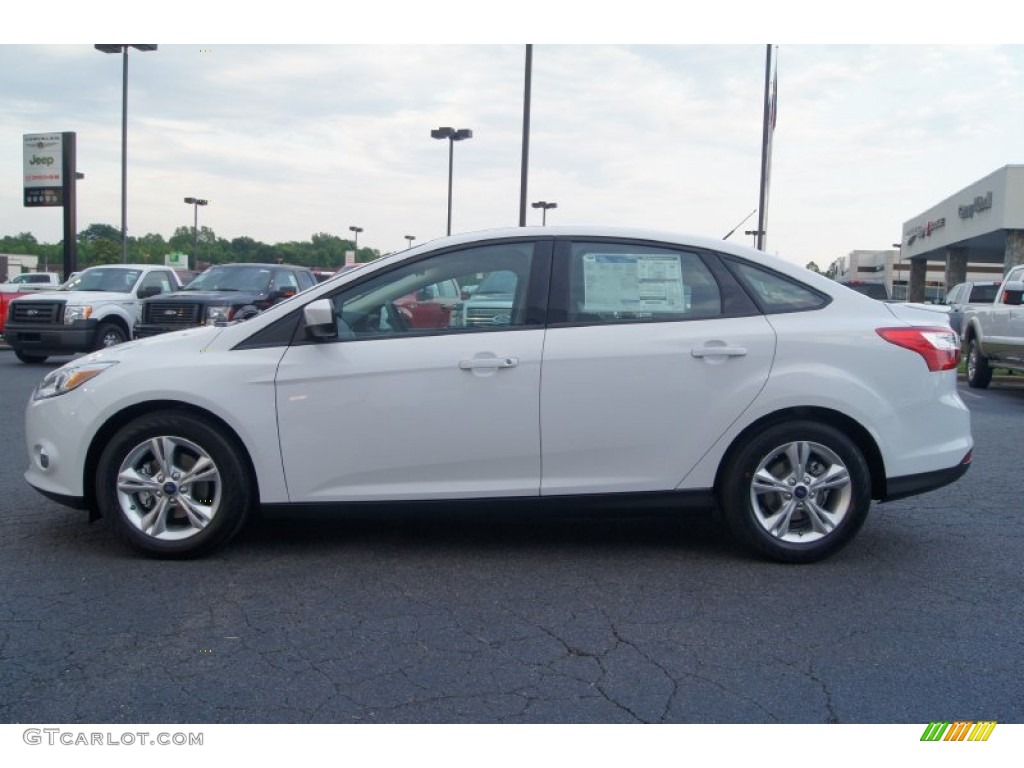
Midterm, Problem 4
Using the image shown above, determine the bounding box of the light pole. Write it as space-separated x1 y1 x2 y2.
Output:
430 127 473 236
183 197 208 271
531 200 557 225
405 235 415 249
349 225 363 261
892 242 904 299
95 44 157 263
745 229 765 247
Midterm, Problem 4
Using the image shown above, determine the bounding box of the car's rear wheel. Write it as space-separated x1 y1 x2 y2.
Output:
95 411 252 558
966 339 992 389
14 349 48 364
719 421 872 563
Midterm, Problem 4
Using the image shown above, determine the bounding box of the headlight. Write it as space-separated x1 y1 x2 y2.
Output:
34 361 118 400
64 305 93 324
206 305 233 325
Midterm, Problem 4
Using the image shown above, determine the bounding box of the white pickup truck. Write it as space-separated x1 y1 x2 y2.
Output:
960 263 1024 388
0 272 62 292
3 264 183 363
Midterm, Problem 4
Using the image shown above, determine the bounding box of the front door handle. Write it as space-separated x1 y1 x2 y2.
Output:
459 356 519 370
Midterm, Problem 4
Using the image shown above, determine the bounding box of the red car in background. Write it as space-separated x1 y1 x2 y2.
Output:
394 278 461 329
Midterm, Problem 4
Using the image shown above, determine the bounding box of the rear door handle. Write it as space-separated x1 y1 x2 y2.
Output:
459 357 519 370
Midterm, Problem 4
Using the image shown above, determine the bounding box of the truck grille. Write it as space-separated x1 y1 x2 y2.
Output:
464 306 512 327
143 302 201 325
11 300 64 324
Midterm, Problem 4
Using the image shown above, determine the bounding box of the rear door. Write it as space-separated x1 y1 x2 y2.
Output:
539 239 776 495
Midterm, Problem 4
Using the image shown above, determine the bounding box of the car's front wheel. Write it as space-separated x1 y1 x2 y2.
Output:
95 411 253 558
719 421 872 563
14 349 48 364
93 322 127 350
966 339 992 389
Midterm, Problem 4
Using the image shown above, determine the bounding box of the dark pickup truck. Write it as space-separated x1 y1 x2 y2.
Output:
134 263 316 338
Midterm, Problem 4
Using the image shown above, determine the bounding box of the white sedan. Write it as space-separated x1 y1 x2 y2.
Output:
24 227 972 563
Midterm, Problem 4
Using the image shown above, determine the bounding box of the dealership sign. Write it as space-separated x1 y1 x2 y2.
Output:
23 133 64 206
958 191 993 219
905 217 946 246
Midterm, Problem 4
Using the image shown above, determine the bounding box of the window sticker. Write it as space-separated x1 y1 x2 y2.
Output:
581 253 685 313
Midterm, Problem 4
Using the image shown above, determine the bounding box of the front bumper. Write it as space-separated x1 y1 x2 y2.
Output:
4 319 99 355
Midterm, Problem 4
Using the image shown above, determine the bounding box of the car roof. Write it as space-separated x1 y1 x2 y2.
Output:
385 225 838 293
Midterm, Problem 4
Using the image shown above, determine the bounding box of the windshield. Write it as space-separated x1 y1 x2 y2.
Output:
67 268 141 293
185 266 273 292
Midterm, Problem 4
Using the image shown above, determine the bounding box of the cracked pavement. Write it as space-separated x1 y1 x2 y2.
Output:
2 354 1021 724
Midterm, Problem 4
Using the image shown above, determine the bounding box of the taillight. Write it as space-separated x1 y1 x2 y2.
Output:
876 327 960 372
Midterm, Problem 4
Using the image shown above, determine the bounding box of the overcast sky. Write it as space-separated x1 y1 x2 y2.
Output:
3 6 1024 268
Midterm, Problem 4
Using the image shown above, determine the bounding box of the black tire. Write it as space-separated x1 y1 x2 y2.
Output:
233 305 260 322
93 321 128 351
966 339 992 389
14 349 48 364
719 421 872 564
95 411 253 559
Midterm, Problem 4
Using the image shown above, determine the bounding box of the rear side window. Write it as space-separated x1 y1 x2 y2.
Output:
968 284 997 303
566 243 721 324
728 260 829 313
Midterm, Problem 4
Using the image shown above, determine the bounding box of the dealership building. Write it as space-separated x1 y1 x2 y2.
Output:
898 165 1024 301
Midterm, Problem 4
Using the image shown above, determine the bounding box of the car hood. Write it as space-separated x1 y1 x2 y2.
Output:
76 324 225 364
12 290 133 304
146 290 265 303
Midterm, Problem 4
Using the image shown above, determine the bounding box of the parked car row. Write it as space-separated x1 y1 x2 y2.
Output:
21 226 972 564
2 262 318 363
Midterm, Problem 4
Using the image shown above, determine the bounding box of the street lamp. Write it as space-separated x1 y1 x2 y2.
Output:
531 200 557 226
430 127 473 236
349 225 363 255
183 197 208 271
405 235 416 249
95 44 157 263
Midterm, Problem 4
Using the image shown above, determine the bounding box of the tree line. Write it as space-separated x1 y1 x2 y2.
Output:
0 224 381 272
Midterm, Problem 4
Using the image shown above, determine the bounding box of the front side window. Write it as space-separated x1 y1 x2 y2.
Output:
137 270 174 295
329 242 537 340
274 271 300 293
566 243 721 324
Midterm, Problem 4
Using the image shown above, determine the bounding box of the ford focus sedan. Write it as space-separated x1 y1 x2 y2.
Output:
23 227 972 563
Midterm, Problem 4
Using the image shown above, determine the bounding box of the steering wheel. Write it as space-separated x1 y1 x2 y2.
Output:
383 301 409 333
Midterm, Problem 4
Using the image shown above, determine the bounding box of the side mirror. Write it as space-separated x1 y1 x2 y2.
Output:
137 286 161 299
303 298 337 340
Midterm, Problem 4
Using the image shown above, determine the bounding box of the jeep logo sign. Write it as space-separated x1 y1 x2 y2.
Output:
23 132 65 207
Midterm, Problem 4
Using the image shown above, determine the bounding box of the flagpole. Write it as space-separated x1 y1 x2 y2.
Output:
756 44 775 251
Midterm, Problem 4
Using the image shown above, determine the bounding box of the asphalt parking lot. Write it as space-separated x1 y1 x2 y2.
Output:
1 349 1021 724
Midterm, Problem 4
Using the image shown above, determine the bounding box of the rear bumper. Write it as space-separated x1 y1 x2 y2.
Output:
883 452 972 502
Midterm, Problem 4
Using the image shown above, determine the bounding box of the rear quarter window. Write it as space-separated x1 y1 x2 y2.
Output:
728 260 830 313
